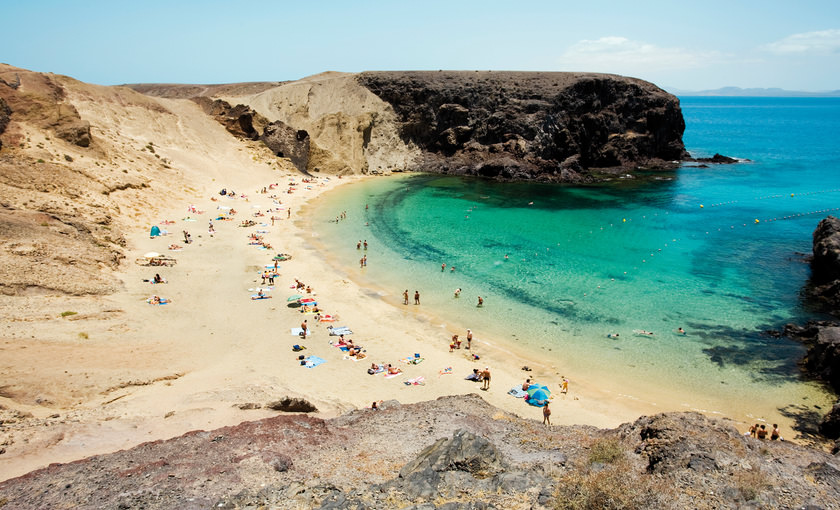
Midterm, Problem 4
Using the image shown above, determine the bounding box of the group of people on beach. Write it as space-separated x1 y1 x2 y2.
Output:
748 423 782 441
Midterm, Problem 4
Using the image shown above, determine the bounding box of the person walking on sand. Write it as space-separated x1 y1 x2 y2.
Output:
287 208 291 219
414 290 420 305
466 329 473 349
403 289 409 305
561 376 569 395
481 367 491 390
301 320 308 337
543 401 551 425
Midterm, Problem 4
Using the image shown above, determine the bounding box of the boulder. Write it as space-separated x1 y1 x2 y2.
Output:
819 401 840 439
266 397 317 413
54 118 91 147
812 216 840 285
399 429 507 479
0 96 10 150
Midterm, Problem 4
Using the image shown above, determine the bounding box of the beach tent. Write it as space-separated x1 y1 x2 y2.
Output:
150 225 161 237
526 383 551 407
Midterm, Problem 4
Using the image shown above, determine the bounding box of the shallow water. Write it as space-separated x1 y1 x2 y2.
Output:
305 97 840 428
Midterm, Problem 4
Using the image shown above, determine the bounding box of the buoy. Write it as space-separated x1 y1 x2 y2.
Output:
755 219 759 223
700 204 704 208
622 218 626 223
791 193 795 197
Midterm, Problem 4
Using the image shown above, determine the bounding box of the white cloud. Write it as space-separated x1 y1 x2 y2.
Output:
557 36 723 74
763 29 840 55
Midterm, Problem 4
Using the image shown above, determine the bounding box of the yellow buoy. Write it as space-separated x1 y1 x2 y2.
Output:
622 218 626 223
700 204 704 208
791 193 795 197
755 219 760 223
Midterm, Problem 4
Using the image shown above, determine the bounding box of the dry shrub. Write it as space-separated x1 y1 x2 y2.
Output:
552 460 666 510
589 438 623 465
734 467 770 501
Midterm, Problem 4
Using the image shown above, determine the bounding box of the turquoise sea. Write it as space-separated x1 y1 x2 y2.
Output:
307 97 840 431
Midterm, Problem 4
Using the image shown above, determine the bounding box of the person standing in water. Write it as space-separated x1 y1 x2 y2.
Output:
414 290 420 305
403 289 409 305
477 296 484 307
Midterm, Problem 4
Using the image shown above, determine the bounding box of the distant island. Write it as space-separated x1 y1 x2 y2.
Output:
666 86 840 97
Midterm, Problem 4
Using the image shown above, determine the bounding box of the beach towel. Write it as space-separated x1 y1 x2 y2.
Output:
439 367 453 376
291 328 309 336
329 327 352 336
251 295 272 300
507 387 528 398
319 315 336 322
384 371 402 379
404 376 425 386
368 364 385 375
303 356 326 368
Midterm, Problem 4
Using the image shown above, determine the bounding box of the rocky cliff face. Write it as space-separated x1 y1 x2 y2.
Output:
0 396 835 509
356 71 688 182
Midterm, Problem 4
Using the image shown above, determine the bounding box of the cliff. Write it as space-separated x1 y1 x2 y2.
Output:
143 71 688 182
0 395 836 510
356 71 688 182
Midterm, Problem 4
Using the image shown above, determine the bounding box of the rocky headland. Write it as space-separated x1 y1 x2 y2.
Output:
130 71 691 183
0 395 837 510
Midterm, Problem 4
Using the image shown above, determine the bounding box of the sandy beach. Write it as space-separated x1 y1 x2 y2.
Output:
0 169 673 482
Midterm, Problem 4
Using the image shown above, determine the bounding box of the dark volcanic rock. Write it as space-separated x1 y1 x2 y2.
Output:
261 121 310 172
0 96 10 150
812 216 840 287
191 97 267 140
54 115 91 147
820 401 840 439
691 153 741 164
357 71 688 182
266 396 318 412
399 429 507 479
802 327 840 392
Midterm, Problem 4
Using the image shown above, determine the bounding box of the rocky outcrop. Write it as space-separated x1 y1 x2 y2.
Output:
266 396 318 413
356 71 688 182
0 96 10 150
261 120 310 172
191 97 268 140
1 395 836 509
821 402 840 439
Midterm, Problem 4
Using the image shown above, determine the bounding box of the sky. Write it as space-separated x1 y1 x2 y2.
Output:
2 0 839 91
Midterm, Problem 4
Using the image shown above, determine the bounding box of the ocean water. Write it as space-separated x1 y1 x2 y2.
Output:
306 97 840 428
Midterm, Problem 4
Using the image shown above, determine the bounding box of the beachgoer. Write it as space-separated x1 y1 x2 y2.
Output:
301 320 308 336
771 424 781 440
442 263 446 272
257 289 265 298
403 289 409 305
449 334 461 352
362 255 367 267
268 273 275 285
450 266 455 272
678 327 686 335
561 377 569 394
261 272 267 285
153 274 163 284
357 240 361 250
522 378 531 391
543 402 551 425
454 288 461 298
414 290 420 305
387 365 401 375
363 240 368 250
477 296 484 307
757 424 768 439
607 333 619 338
371 401 378 410
360 257 365 269
749 423 758 437
466 368 481 381
287 208 291 218
466 329 473 349
481 367 491 390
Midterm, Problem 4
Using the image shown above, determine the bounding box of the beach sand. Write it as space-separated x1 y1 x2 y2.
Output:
0 168 681 482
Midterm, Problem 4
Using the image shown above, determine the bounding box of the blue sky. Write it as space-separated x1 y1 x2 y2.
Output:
2 0 839 91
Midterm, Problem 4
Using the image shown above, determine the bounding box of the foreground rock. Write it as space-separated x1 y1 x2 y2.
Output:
0 395 836 509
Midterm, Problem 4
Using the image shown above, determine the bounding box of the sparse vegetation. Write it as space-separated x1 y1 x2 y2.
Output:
553 459 664 510
589 438 623 465
60 311 77 317
78 332 89 340
734 467 770 501
37 158 45 163
64 154 73 162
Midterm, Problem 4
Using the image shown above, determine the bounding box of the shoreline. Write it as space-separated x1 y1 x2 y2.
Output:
0 171 830 482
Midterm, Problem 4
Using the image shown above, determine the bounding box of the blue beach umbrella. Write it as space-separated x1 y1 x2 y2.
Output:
526 383 551 407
